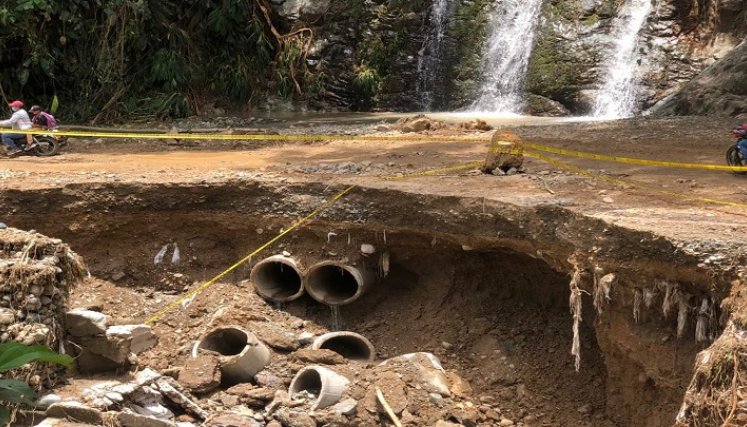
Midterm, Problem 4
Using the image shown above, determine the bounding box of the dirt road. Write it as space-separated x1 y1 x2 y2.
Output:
2 115 746 247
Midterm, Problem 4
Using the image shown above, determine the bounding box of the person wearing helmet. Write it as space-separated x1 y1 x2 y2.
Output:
0 100 32 156
29 105 58 131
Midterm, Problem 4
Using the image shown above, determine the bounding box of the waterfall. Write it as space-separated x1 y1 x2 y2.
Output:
592 0 653 119
471 0 544 113
417 0 451 111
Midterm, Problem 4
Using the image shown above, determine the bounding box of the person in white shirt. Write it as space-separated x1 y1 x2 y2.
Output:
0 100 32 156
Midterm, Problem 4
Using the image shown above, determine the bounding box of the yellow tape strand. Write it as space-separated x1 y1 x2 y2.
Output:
492 141 747 172
0 127 489 144
143 159 484 325
145 185 355 325
525 148 747 209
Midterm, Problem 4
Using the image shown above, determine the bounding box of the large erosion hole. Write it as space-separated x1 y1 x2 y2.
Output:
6 184 709 427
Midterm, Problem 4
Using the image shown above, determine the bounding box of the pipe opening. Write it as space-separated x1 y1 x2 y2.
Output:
290 369 323 397
250 256 303 302
315 333 374 361
198 327 248 356
306 264 360 305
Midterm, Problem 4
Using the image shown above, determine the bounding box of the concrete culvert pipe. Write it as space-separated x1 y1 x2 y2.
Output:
312 331 376 362
250 255 304 302
305 262 370 306
289 365 350 410
196 326 270 384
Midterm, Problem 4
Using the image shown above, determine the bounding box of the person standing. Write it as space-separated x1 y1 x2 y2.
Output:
0 100 32 156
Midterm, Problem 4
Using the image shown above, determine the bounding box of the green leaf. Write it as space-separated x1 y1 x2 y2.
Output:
0 379 36 405
0 343 73 372
50 95 59 114
0 406 8 426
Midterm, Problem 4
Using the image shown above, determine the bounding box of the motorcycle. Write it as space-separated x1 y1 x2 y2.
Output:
728 126 747 172
9 132 66 157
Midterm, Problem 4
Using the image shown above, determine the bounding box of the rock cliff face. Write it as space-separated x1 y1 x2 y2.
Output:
268 0 747 114
652 40 747 116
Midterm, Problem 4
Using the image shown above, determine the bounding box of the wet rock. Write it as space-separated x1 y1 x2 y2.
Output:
118 412 177 427
178 354 221 393
65 309 109 337
205 411 262 427
46 402 104 425
290 348 345 365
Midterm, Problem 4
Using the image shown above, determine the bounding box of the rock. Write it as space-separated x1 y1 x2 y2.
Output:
118 412 176 427
205 411 262 427
330 398 358 416
500 418 515 426
241 388 277 407
290 348 345 365
363 371 407 416
156 379 209 420
578 403 593 414
447 372 472 398
77 324 157 364
266 422 282 427
274 409 316 427
401 117 432 133
450 405 480 427
0 308 15 325
256 328 299 351
179 354 221 393
46 402 104 425
296 332 314 346
434 422 462 427
360 243 376 255
220 393 240 407
255 371 283 388
65 309 110 336
653 40 747 116
36 393 61 409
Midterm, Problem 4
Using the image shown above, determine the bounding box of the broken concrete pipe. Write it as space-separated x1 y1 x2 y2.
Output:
194 326 270 384
305 262 371 306
250 254 305 303
312 331 376 362
289 365 350 410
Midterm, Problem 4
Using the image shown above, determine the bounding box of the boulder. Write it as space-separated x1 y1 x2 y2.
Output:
65 309 109 337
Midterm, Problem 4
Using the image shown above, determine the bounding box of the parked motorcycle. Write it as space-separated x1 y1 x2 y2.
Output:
728 126 747 172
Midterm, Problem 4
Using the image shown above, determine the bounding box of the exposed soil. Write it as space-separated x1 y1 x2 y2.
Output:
1 114 746 427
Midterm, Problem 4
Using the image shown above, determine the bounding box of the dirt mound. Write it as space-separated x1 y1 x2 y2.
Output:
391 114 493 133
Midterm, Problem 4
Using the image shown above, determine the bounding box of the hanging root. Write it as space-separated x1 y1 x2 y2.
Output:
568 256 588 373
677 294 691 339
662 281 679 319
643 287 658 308
633 288 643 324
696 297 710 343
593 271 615 315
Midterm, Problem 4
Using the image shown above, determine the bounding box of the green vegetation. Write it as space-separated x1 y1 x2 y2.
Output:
351 64 380 109
443 0 491 107
525 28 581 107
0 342 73 425
0 0 309 122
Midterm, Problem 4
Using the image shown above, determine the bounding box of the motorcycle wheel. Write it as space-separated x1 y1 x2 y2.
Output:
33 136 60 157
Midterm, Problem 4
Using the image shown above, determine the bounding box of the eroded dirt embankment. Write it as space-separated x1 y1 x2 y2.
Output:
2 180 744 426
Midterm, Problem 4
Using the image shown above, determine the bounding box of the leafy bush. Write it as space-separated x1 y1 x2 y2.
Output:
0 342 72 425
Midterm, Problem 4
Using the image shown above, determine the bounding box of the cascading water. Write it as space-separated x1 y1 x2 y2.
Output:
471 0 544 113
416 0 451 111
592 0 653 119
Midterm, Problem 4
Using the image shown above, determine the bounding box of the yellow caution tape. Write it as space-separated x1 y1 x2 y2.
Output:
0 127 489 144
144 159 485 325
525 148 747 209
490 141 747 172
